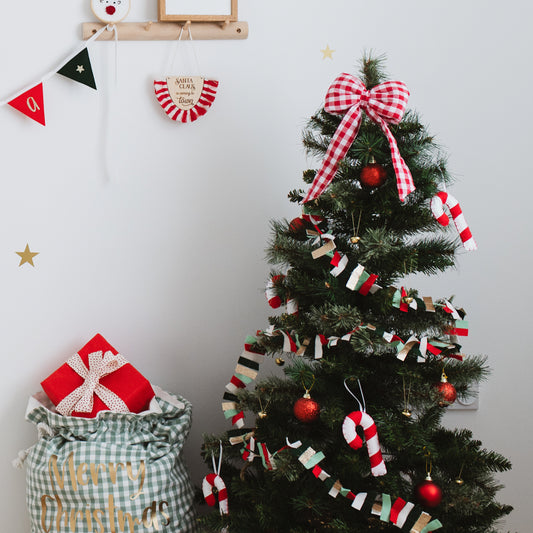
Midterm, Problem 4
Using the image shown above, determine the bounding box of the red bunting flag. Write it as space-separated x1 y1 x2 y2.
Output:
8 83 46 126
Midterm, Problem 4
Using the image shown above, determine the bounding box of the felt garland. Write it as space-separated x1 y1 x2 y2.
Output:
241 436 278 471
302 212 325 228
345 263 381 294
363 324 463 363
221 323 462 448
286 439 442 532
389 289 468 336
308 227 466 326
222 234 467 434
270 322 461 363
223 337 266 428
442 299 469 336
310 234 382 294
222 326 460 429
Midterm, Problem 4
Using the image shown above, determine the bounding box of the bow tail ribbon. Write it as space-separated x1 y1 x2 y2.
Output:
365 107 414 202
303 73 415 204
302 106 362 203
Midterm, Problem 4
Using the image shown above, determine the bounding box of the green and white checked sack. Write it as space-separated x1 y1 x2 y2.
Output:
21 386 197 533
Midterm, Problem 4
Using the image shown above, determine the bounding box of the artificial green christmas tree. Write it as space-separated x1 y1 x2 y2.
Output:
200 56 512 533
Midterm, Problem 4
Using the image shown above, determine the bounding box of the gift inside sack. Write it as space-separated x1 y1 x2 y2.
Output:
41 333 155 418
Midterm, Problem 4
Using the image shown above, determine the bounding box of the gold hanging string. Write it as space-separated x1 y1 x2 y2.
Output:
423 447 433 478
402 376 412 417
258 394 271 419
455 451 466 484
301 374 316 398
351 210 363 243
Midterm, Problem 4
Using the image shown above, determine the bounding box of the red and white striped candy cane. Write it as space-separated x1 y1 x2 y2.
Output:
342 379 387 477
265 275 285 308
203 442 229 515
430 191 477 251
342 410 387 476
202 473 229 515
266 275 299 314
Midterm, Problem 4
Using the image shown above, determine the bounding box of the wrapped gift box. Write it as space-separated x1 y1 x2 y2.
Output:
41 333 154 418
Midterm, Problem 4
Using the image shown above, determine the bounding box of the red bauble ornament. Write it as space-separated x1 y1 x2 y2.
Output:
434 371 457 406
293 395 320 423
359 162 387 188
289 217 312 240
416 475 443 507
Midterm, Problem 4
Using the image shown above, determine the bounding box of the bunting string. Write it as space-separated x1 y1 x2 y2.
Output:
0 25 108 125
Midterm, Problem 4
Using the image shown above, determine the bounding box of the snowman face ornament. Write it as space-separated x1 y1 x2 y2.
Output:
91 0 131 24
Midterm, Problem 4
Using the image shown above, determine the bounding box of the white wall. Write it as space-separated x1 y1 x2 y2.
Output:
0 1 530 531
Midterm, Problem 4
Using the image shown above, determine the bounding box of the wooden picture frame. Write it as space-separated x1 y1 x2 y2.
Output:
159 0 238 22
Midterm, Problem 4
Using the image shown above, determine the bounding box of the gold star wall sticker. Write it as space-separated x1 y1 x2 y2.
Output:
321 44 335 60
16 244 39 267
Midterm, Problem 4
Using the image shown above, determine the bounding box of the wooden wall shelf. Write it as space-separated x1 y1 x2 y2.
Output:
82 21 248 41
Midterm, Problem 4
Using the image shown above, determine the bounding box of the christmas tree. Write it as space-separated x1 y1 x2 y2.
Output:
200 56 512 533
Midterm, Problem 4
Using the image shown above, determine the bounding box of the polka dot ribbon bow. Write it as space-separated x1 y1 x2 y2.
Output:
303 73 415 204
56 351 129 416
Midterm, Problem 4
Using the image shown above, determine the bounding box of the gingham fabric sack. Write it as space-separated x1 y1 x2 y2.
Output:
20 386 197 533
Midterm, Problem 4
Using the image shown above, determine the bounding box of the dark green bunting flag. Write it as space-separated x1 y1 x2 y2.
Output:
57 48 96 90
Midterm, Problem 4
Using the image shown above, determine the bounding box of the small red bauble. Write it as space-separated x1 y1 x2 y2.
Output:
359 163 387 188
434 371 457 406
416 476 443 507
293 395 320 423
288 217 311 240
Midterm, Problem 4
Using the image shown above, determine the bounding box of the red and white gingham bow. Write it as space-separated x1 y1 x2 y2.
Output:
55 350 130 416
303 73 415 203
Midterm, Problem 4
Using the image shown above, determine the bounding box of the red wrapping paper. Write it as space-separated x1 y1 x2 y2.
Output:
41 333 154 418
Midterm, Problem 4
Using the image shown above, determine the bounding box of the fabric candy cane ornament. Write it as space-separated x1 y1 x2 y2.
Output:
265 275 285 308
342 411 387 477
265 274 299 314
303 73 414 204
430 191 477 251
342 379 387 477
202 443 229 515
202 473 228 515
